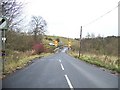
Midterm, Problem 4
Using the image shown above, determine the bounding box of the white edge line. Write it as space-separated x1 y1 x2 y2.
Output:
60 63 64 70
64 74 74 89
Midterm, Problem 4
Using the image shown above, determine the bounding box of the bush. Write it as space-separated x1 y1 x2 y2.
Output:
32 43 44 54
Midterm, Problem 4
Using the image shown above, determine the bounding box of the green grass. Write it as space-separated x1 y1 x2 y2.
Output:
69 51 119 73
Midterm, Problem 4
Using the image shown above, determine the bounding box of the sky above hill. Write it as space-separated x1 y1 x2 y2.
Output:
19 0 119 38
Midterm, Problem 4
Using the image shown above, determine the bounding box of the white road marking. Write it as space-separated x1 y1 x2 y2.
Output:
60 63 64 70
64 75 74 89
59 59 61 63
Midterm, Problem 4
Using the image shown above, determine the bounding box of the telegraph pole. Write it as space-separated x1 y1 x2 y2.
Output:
79 26 82 57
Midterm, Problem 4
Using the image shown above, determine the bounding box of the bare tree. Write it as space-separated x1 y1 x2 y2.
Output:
1 0 24 31
91 33 95 39
30 16 47 42
86 32 90 39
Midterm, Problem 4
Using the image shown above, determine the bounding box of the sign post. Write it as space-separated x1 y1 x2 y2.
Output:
0 17 8 73
68 41 71 49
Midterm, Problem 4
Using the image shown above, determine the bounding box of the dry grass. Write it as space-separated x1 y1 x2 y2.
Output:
69 51 119 73
2 51 52 78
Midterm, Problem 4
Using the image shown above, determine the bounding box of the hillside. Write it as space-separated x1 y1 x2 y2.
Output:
6 31 118 57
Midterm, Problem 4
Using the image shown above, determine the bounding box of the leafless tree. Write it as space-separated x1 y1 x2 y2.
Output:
91 33 95 39
30 16 47 42
86 32 90 39
1 0 24 31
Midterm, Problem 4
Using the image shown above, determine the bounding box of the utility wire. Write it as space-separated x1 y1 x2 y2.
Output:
83 4 120 28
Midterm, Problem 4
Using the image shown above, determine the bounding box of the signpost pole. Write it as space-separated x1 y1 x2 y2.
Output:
2 29 5 72
0 17 8 75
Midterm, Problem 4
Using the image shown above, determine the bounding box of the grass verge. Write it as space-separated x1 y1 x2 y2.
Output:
69 51 119 74
2 53 52 78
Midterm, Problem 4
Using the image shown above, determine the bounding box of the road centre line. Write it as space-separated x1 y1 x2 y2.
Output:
60 63 64 70
64 74 74 89
59 59 61 63
59 59 74 89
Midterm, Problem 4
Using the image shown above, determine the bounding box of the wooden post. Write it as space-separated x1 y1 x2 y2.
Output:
79 26 82 57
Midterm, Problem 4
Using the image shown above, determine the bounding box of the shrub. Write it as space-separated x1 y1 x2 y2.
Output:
32 43 44 54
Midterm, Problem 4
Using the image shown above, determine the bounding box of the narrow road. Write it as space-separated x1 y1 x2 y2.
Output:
3 50 118 88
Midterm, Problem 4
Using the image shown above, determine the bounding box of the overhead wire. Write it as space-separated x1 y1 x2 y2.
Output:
83 3 120 28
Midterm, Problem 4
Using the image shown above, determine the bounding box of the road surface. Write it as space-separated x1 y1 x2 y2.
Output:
2 49 118 89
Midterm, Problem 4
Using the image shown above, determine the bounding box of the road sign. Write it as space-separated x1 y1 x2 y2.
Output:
68 41 71 47
0 17 8 30
54 40 58 47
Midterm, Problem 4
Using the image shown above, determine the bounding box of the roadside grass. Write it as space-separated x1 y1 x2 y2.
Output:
69 51 119 74
3 52 52 78
0 57 2 79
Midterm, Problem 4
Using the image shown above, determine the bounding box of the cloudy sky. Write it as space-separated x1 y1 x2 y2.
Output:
20 0 119 38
